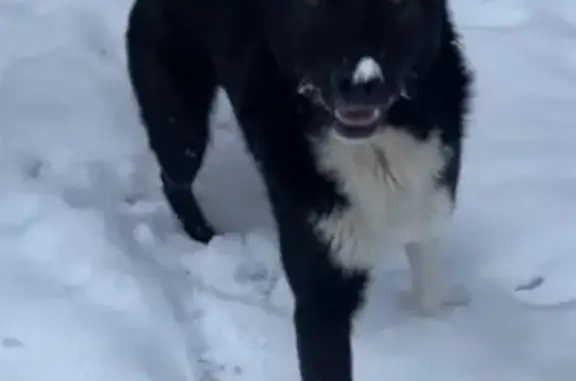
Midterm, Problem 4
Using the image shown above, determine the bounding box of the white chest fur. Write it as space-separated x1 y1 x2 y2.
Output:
311 128 454 271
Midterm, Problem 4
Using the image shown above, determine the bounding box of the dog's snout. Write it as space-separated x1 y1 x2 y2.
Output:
331 57 387 105
336 76 382 95
332 72 386 105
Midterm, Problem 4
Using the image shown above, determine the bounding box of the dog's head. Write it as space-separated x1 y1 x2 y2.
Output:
263 0 446 139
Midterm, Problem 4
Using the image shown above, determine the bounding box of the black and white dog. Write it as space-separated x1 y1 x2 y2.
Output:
126 0 472 380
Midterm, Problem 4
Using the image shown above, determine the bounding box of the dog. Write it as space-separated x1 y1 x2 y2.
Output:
125 0 473 380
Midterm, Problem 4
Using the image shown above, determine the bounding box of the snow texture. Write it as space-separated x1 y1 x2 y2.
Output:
1 0 576 380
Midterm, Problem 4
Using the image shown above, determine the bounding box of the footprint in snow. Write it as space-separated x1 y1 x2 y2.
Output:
515 275 545 292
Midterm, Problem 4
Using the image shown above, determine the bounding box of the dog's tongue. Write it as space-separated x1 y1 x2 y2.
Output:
335 107 380 127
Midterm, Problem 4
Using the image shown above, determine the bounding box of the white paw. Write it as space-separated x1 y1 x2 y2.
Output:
441 283 471 307
412 283 471 316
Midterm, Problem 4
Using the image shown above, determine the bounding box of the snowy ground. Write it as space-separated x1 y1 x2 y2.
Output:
1 0 576 380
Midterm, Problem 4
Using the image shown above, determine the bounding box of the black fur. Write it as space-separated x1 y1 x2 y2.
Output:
125 0 471 380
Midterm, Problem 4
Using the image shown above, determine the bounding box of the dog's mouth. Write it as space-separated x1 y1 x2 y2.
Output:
297 82 388 139
333 106 382 139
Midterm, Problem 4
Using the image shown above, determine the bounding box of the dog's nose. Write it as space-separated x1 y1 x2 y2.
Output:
334 76 385 101
331 57 388 105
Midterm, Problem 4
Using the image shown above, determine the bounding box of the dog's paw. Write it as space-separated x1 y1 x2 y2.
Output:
183 221 215 244
405 283 471 316
441 283 471 308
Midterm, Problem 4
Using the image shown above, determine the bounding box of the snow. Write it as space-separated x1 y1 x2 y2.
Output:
0 0 575 380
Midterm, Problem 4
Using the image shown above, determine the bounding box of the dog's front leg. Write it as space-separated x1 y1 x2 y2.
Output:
279 222 367 381
405 239 470 315
294 297 358 381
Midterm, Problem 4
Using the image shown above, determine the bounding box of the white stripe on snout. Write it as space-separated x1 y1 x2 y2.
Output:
352 57 384 84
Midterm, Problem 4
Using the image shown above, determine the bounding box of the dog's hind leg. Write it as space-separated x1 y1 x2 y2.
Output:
126 0 216 243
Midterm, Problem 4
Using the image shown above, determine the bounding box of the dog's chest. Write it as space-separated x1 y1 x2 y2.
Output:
312 128 453 270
